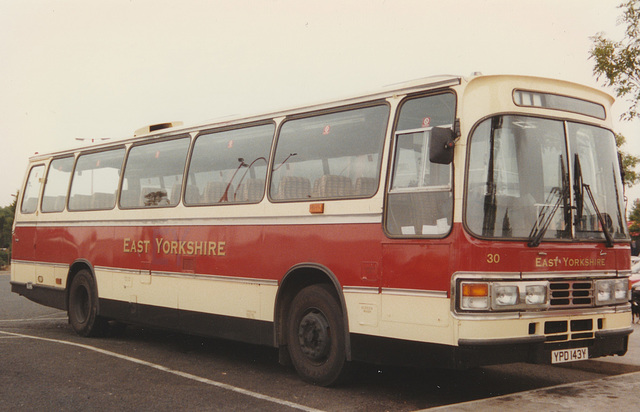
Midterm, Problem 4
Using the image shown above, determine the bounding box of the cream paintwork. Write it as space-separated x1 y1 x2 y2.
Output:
13 260 278 323
344 290 455 345
175 275 276 321
95 268 278 322
11 261 36 285
344 287 630 346
456 311 631 341
11 260 68 289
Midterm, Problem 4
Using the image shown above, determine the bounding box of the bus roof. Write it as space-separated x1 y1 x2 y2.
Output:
27 73 613 162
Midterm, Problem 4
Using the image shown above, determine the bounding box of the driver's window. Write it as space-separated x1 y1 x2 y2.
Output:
390 132 451 191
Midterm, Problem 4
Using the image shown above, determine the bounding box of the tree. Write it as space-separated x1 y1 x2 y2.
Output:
617 132 640 187
591 1 640 191
630 198 640 227
0 193 17 269
590 0 640 121
629 198 640 254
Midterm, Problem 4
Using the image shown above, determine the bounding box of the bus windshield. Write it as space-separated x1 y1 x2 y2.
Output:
465 115 628 243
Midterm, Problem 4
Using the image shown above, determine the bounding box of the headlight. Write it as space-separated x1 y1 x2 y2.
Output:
525 285 547 305
458 280 549 311
614 279 628 301
596 281 612 303
493 285 518 306
595 279 629 306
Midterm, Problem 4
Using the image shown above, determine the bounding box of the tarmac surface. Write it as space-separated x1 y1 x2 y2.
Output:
2 268 638 410
425 323 640 411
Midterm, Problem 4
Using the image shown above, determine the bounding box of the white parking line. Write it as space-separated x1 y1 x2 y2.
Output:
0 316 67 323
0 311 67 323
0 330 322 412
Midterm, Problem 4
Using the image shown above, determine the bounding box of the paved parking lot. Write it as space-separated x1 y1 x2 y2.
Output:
2 271 639 411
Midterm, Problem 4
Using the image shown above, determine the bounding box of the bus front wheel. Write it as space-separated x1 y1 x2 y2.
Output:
68 269 107 337
287 284 348 386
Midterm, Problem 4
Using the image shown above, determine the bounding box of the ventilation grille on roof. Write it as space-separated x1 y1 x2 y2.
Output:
134 121 183 137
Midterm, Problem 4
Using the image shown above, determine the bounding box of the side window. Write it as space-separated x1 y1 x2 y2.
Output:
186 124 274 205
120 137 190 208
386 94 455 237
69 149 125 211
20 165 45 214
270 105 389 201
42 157 74 212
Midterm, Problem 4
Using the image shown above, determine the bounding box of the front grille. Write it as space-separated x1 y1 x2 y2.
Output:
549 280 594 308
542 319 595 342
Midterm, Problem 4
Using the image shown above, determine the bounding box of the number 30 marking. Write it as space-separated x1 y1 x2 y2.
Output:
487 254 500 264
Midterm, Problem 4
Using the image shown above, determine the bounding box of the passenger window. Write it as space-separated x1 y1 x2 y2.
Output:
69 148 125 211
20 165 45 214
386 94 455 237
186 124 274 205
120 137 190 208
271 105 389 201
42 157 74 213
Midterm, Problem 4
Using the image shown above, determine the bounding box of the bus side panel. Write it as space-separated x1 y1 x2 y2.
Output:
11 225 37 285
380 241 452 291
19 221 455 309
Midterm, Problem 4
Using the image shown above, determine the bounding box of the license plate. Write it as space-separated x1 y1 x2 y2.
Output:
551 347 588 364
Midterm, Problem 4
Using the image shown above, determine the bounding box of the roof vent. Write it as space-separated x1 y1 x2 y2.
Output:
134 121 183 137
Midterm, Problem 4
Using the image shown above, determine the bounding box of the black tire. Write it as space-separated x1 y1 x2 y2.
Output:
68 269 108 337
287 284 348 386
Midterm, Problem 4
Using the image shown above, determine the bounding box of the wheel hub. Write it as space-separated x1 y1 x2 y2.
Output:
297 311 331 362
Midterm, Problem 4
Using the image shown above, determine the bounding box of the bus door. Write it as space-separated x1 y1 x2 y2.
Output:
381 128 453 329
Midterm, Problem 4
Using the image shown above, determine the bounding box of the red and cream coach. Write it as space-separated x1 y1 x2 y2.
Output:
12 74 632 385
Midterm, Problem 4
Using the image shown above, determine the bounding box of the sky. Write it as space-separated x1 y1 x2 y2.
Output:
1 0 639 209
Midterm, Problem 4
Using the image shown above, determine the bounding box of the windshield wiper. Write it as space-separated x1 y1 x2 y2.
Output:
574 154 614 247
481 118 500 237
582 183 614 247
528 155 570 247
528 187 564 247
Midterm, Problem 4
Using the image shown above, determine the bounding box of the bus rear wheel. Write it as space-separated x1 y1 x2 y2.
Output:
68 269 107 337
287 284 348 386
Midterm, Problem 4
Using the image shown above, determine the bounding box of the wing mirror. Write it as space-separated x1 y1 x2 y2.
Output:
429 126 456 165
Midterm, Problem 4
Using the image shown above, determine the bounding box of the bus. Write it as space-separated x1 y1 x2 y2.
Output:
11 74 632 385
